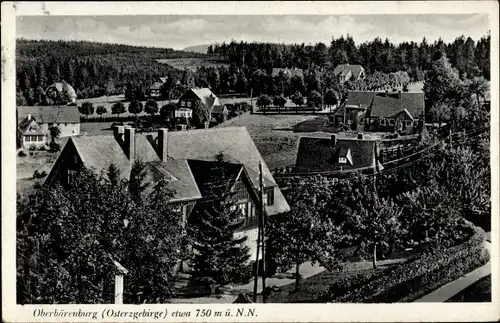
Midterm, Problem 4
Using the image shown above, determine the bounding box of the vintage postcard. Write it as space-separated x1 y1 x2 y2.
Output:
2 1 499 322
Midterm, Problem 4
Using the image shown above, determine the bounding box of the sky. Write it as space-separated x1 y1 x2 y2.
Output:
16 14 490 50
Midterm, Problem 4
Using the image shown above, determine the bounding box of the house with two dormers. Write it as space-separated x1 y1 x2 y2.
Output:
45 126 290 263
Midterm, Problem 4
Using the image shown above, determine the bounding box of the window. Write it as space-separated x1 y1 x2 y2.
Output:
339 157 347 164
265 189 275 206
238 203 248 217
389 119 395 125
67 169 78 185
380 119 386 126
263 193 268 206
187 101 192 107
405 120 413 127
181 101 186 107
359 117 364 125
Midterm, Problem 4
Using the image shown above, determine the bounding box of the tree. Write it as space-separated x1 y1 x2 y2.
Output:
423 53 462 111
307 90 322 109
16 166 183 304
187 153 252 289
324 89 339 112
187 198 251 289
48 126 61 143
273 95 287 114
348 195 404 269
291 91 304 112
96 105 107 120
128 100 143 119
256 94 272 113
266 176 344 290
144 100 159 118
111 102 126 118
79 102 94 121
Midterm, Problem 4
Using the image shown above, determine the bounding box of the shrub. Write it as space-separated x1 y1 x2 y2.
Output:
49 141 61 152
333 222 488 303
29 144 37 151
18 150 27 157
39 145 46 151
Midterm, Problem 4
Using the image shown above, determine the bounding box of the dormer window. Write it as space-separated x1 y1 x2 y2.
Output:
187 101 192 108
181 101 186 107
339 157 347 164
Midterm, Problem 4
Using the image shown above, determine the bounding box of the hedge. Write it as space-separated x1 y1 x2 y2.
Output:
330 222 489 303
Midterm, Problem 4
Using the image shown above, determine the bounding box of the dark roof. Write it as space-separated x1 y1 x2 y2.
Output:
346 91 375 109
334 65 365 79
211 105 227 115
187 160 242 198
53 127 289 214
295 136 377 172
272 68 304 79
17 106 80 124
370 92 425 119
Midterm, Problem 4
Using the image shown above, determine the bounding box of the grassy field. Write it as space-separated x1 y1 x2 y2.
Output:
217 113 332 170
157 58 230 72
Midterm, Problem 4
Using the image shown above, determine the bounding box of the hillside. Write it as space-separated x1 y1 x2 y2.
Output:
16 39 204 106
182 44 209 54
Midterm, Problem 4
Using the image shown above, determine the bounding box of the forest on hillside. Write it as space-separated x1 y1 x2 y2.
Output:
16 39 204 105
16 33 490 106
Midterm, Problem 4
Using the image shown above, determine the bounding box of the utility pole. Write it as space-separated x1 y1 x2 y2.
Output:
252 220 261 302
250 88 254 114
259 161 267 303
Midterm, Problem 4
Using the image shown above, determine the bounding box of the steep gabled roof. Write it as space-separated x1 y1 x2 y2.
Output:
295 136 377 172
334 65 365 79
370 92 425 119
17 105 80 124
18 118 45 135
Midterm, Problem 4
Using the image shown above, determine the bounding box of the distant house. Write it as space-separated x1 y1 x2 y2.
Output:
17 105 80 149
272 67 304 79
149 76 169 98
333 64 366 83
177 88 227 124
331 90 425 134
295 134 380 173
45 81 77 104
45 126 290 264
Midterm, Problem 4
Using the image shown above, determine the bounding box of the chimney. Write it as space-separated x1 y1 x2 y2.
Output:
398 90 402 99
27 113 31 121
204 121 209 129
331 135 337 147
157 128 168 162
357 133 364 140
124 127 135 161
113 125 125 144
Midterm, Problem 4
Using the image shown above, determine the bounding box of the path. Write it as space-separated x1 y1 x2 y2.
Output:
414 236 491 303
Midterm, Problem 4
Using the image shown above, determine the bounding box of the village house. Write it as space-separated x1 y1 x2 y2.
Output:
177 88 228 124
333 64 366 83
17 105 80 149
148 76 169 98
271 67 305 79
44 126 290 265
331 90 425 135
45 81 78 104
295 134 380 174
